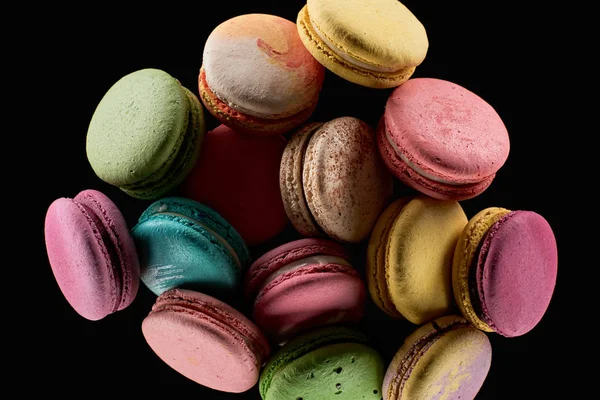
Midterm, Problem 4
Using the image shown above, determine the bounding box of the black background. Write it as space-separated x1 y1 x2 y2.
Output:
33 1 566 398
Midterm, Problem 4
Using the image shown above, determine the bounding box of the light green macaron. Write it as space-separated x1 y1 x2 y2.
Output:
259 326 385 400
86 68 205 199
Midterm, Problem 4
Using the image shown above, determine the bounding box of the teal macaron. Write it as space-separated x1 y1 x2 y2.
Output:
131 197 251 298
86 68 205 199
259 326 385 400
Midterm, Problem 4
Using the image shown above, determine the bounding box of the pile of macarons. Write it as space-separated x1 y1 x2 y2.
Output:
44 1 558 399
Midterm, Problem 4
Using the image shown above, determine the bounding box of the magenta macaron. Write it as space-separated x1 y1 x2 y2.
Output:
44 189 140 321
377 77 510 200
453 207 559 337
142 288 271 393
244 238 366 344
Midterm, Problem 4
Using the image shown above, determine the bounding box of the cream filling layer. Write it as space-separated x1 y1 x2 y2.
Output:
259 255 350 292
385 125 459 185
310 18 398 73
159 212 242 271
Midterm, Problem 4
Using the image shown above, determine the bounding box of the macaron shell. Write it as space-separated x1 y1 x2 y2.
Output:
303 117 393 243
386 196 468 324
142 289 270 393
86 68 188 188
279 122 324 237
477 211 558 337
253 263 366 343
383 315 491 400
366 197 411 319
179 124 287 246
200 13 324 130
383 78 510 185
244 237 349 300
452 207 511 332
264 342 384 400
73 190 140 310
45 197 119 320
377 117 492 201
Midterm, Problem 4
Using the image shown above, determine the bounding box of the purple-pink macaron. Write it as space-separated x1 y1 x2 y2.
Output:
44 189 140 321
452 207 558 337
244 238 366 344
377 77 510 200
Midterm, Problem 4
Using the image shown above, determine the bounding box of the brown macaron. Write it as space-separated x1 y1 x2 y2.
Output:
280 117 394 243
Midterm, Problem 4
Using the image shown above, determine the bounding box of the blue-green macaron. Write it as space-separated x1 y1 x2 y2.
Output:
86 68 205 200
259 326 385 400
131 197 251 298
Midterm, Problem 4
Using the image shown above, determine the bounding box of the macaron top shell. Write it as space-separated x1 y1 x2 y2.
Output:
142 289 270 392
383 315 491 400
303 117 394 243
476 210 558 337
384 78 510 185
260 326 384 400
132 197 250 297
86 68 188 187
202 13 324 119
305 0 428 71
44 189 139 321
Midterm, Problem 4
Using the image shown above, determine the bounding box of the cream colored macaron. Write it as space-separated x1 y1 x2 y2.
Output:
297 0 429 88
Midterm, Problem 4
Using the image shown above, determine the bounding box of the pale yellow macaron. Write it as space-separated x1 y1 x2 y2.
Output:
366 196 467 324
297 0 429 88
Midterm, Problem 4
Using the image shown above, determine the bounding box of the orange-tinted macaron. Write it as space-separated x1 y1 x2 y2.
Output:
366 196 467 324
199 13 325 136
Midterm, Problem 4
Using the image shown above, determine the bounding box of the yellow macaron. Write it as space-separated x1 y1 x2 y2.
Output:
366 196 467 324
297 0 429 88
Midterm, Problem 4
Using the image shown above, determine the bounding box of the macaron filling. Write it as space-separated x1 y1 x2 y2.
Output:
386 318 470 399
309 16 397 73
258 255 351 292
157 211 242 271
384 125 461 186
73 200 123 312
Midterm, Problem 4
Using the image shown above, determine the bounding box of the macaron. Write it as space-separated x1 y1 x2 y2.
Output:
86 68 205 200
382 315 492 400
142 288 271 393
244 238 366 344
297 0 428 88
179 124 288 246
366 196 468 324
259 326 385 400
199 13 325 136
280 117 393 243
131 197 251 298
377 77 510 200
44 189 140 321
452 208 558 337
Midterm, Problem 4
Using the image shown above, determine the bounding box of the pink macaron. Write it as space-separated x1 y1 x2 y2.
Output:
44 189 140 321
377 77 510 200
199 13 325 136
142 288 271 393
244 238 366 344
179 124 288 246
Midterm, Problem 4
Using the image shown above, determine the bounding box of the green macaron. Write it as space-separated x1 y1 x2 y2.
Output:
86 68 205 199
259 326 385 400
